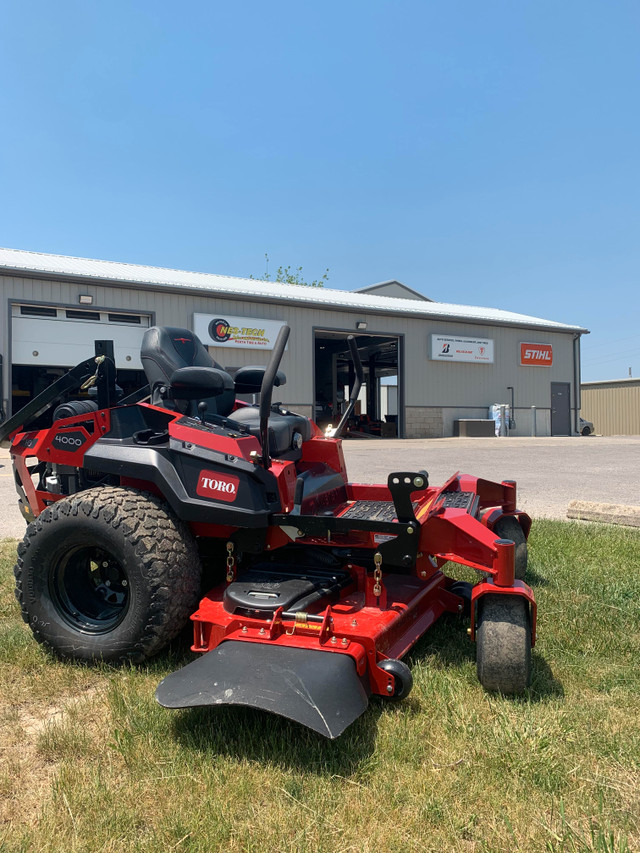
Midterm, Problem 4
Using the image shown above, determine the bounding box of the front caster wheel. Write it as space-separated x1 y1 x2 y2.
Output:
476 594 531 694
379 658 413 699
492 516 528 581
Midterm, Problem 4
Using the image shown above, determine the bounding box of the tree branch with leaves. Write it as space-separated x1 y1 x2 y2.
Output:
251 254 328 287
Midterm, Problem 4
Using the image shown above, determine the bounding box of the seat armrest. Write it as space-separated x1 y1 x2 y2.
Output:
234 366 286 395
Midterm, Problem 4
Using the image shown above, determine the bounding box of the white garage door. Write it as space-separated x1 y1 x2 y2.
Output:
11 305 150 369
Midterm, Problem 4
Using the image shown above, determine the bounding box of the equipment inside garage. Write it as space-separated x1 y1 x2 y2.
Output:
10 304 148 415
314 330 401 437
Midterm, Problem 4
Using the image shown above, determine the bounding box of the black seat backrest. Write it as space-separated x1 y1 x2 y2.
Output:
140 326 235 417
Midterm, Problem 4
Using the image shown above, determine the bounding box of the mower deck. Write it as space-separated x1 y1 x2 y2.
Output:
154 469 535 736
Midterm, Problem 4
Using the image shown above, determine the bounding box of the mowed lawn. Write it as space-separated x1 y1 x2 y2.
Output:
1 521 639 852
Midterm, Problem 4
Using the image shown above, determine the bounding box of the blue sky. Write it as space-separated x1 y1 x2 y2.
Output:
1 1 638 381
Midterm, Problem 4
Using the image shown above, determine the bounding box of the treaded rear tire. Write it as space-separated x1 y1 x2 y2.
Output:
14 487 201 663
492 515 528 581
476 594 531 694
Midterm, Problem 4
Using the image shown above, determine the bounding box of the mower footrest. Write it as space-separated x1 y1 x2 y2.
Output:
440 491 476 511
342 500 406 522
156 641 371 739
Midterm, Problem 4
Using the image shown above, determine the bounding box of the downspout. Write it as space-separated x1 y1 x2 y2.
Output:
573 333 581 435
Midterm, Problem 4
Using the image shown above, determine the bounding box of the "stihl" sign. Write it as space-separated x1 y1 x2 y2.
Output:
520 342 553 367
196 470 240 502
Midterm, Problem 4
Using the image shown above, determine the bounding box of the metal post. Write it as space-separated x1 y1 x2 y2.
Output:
531 405 537 437
499 405 507 437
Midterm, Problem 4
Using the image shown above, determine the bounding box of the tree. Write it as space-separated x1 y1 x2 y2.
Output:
251 254 328 287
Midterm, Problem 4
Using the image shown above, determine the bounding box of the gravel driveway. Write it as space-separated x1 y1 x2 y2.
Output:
2 435 638 540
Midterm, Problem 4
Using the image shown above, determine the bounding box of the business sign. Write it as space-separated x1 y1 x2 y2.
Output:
520 342 553 367
194 313 287 350
431 334 494 363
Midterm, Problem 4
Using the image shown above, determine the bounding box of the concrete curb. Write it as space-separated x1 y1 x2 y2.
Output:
567 500 640 528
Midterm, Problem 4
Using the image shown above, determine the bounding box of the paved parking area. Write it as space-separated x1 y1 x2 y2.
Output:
1 435 639 540
343 435 640 521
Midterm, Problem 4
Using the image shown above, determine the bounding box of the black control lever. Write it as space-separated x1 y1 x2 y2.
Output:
259 325 290 469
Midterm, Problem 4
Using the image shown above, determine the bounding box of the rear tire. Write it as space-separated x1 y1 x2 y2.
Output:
14 487 201 663
476 594 531 694
492 515 527 581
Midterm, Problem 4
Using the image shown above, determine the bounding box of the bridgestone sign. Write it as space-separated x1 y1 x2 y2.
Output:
430 334 494 364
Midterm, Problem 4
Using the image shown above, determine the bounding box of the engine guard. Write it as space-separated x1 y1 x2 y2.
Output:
156 641 371 739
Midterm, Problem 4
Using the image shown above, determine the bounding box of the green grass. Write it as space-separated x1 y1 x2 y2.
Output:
1 521 639 852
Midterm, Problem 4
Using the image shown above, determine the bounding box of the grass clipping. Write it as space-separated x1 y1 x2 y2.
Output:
0 521 639 853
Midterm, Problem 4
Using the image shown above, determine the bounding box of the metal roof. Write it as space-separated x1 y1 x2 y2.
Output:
356 280 434 302
0 247 588 333
582 377 639 386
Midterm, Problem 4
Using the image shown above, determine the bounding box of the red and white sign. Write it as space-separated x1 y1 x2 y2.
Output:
520 342 553 367
196 470 240 502
430 334 494 363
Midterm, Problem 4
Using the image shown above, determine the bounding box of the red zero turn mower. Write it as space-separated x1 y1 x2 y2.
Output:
0 327 536 737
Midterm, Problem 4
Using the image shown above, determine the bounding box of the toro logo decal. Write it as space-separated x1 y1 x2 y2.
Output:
52 430 87 451
196 469 240 503
520 342 553 367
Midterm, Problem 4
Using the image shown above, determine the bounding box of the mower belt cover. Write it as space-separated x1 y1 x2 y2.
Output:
156 641 371 739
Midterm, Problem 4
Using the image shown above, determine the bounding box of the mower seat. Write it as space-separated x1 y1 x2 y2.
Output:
141 326 236 417
229 405 312 456
141 326 313 456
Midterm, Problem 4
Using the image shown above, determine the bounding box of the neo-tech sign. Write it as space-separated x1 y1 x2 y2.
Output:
520 343 553 367
193 313 288 350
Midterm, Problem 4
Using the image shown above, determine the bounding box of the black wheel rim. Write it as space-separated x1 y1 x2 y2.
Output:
50 545 130 633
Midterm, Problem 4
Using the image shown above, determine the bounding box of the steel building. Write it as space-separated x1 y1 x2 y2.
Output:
580 378 640 436
0 248 588 437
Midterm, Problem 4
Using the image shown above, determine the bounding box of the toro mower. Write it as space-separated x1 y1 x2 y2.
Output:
0 326 536 738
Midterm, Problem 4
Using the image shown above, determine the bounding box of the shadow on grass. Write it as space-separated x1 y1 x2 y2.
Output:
529 651 564 699
170 700 381 775
406 614 564 701
525 564 550 587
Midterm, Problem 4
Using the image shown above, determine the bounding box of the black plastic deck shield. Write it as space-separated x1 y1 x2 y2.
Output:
156 641 371 738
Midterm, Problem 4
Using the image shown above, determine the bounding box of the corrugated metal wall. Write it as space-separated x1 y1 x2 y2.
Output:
1 273 581 435
581 380 640 435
